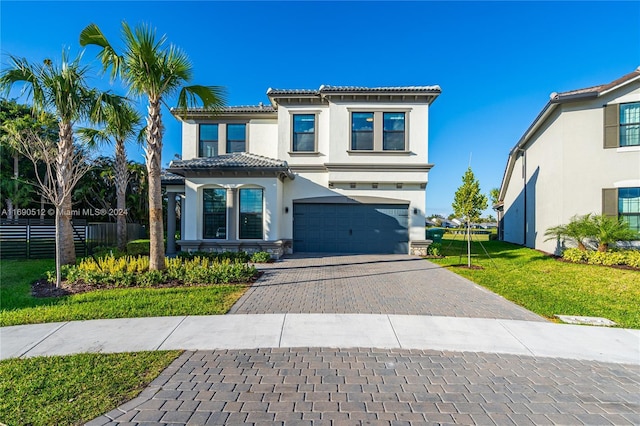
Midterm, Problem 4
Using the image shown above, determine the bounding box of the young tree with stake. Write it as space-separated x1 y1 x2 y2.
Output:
452 167 488 267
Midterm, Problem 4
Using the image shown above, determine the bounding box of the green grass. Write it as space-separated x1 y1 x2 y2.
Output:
0 259 248 326
0 351 180 426
429 239 640 328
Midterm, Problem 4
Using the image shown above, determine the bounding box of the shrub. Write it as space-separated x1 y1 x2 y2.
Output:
623 250 640 268
562 248 587 263
127 239 150 256
427 243 442 257
176 250 250 263
250 251 272 263
562 247 640 268
51 254 258 288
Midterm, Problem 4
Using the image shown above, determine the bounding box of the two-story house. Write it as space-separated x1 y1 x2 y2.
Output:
163 85 441 258
497 68 640 254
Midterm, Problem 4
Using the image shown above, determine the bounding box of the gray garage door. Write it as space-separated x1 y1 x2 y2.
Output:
293 203 409 254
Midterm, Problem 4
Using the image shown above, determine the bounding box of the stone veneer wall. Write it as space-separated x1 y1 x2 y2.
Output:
176 240 291 260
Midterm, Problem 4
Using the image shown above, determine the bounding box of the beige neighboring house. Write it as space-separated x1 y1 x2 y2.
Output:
163 85 440 258
497 67 640 254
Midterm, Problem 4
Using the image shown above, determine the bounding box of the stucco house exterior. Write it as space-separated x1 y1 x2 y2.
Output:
163 85 441 258
496 68 640 254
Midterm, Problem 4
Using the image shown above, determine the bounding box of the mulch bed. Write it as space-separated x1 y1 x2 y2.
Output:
31 271 263 298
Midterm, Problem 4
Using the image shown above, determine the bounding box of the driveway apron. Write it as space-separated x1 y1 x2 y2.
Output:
230 254 544 321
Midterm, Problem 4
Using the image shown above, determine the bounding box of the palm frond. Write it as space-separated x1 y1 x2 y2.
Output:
80 23 123 80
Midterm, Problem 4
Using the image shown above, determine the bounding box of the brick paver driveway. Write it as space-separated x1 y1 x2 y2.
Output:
231 254 544 321
97 348 640 425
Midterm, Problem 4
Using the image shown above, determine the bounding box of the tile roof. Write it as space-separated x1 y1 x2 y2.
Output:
267 85 441 96
552 67 640 101
319 85 441 93
161 170 185 184
266 88 319 96
173 105 276 113
168 152 289 170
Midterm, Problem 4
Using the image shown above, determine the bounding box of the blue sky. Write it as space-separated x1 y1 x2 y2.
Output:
2 1 639 217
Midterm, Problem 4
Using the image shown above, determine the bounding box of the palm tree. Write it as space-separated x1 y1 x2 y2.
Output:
589 214 638 252
80 22 226 270
0 51 121 266
544 214 594 251
79 101 142 251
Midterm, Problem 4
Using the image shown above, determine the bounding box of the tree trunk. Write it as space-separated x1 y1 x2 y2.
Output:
40 171 48 220
6 199 14 220
12 154 18 219
54 210 62 287
115 139 129 251
146 98 165 270
598 243 608 252
467 220 471 267
57 121 76 265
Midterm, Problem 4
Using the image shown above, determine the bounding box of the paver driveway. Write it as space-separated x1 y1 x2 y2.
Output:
94 348 640 425
231 254 544 321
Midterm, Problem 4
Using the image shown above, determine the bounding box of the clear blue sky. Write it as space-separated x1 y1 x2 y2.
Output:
2 1 639 217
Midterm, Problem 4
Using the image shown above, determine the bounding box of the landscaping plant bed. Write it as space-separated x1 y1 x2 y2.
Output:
31 273 261 298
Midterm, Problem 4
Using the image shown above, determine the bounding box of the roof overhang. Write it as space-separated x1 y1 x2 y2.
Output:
498 68 640 202
293 195 410 205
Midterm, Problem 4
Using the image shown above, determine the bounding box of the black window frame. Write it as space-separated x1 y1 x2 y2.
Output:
199 124 219 157
382 112 406 151
351 112 375 151
203 188 227 239
292 114 316 152
226 123 247 153
239 188 263 239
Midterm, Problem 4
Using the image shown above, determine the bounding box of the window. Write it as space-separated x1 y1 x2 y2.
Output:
227 124 246 153
604 102 640 148
239 188 263 239
383 112 406 151
619 188 640 232
350 111 408 151
620 103 640 147
203 188 226 239
199 124 218 157
292 114 316 152
351 112 374 150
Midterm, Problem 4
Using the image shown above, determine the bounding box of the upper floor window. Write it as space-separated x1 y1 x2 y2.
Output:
351 112 374 150
351 111 407 152
292 114 316 152
227 124 246 153
199 124 218 157
604 102 640 148
383 112 406 151
239 188 263 239
620 103 640 147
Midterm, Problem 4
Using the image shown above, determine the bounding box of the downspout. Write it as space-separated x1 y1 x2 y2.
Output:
519 148 527 247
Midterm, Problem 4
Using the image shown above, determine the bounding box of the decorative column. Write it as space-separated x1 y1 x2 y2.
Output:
166 194 176 255
227 188 238 240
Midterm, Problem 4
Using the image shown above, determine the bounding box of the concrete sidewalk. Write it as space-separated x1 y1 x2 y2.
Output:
2 314 638 364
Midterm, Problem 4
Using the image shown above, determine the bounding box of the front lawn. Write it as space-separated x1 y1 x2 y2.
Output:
429 239 640 328
0 351 180 426
0 259 248 326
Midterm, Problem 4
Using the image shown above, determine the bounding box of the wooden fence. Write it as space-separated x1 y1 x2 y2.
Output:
0 219 146 259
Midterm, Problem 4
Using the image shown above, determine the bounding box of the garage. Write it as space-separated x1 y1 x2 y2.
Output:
293 197 409 254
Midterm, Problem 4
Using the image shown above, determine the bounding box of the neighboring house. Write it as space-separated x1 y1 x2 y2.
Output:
497 68 640 254
163 85 441 258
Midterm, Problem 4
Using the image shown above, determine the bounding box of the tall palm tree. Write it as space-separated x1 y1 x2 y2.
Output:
0 50 121 266
79 101 142 251
80 22 225 270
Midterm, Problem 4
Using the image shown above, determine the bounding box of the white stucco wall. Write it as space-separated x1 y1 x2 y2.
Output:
501 81 640 254
182 177 281 241
174 93 435 251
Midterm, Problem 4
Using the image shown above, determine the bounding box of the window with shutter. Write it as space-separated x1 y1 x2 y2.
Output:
603 104 619 149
